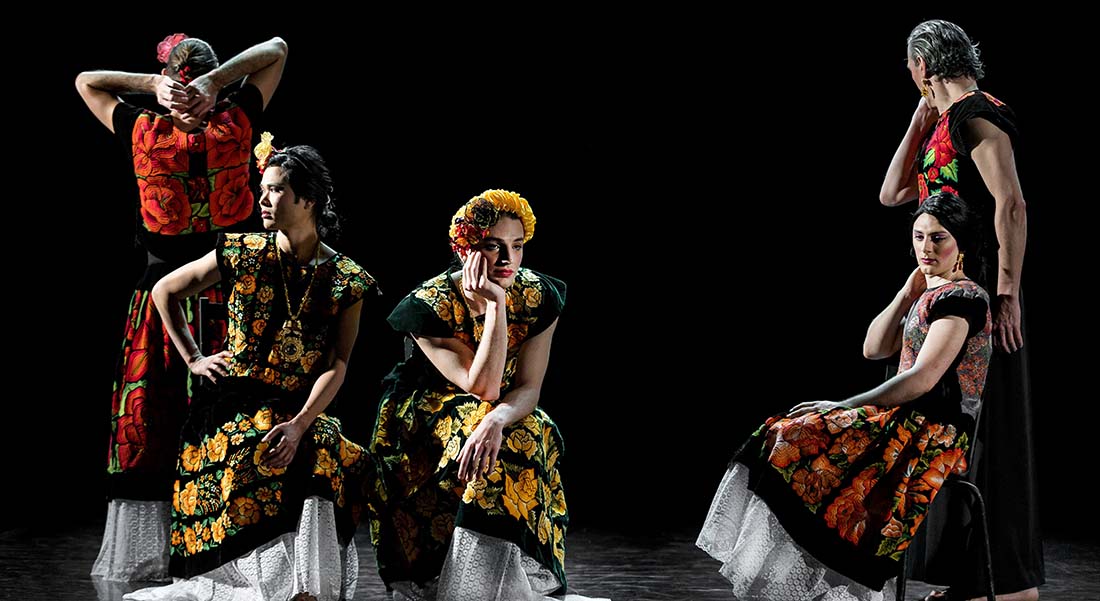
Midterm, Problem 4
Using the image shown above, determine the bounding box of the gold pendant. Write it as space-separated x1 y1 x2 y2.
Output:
270 319 305 364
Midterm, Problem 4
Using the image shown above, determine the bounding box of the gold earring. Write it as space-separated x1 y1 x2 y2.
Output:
922 79 935 100
953 252 965 273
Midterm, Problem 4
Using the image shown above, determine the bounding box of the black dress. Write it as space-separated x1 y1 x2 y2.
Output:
907 90 1044 597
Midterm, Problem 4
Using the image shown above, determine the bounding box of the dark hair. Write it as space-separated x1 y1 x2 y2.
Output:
912 191 986 283
266 145 342 240
166 38 219 82
907 20 985 80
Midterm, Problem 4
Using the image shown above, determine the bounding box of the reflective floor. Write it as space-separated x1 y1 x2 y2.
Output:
1 525 1094 600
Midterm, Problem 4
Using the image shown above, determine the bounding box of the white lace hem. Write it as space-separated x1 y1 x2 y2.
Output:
390 527 608 601
123 496 357 601
696 463 896 601
91 499 172 582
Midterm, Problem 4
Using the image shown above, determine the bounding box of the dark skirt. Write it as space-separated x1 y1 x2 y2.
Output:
167 378 368 578
908 293 1044 597
106 260 226 501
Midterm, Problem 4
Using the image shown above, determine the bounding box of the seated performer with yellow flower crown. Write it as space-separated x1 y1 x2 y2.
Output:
128 136 375 601
366 191 580 601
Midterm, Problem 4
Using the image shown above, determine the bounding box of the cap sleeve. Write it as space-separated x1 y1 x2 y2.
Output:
928 281 990 337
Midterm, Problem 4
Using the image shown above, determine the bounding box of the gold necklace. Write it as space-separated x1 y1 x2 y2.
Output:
270 237 320 364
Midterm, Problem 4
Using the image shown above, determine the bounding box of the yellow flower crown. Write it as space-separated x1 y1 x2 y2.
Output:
448 190 536 254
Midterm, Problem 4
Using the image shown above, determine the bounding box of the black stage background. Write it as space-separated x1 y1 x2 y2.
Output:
9 8 1091 543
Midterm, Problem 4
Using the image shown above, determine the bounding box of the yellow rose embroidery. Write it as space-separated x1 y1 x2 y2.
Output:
506 429 538 459
440 436 462 469
252 408 273 432
230 497 261 526
553 525 566 565
461 402 491 436
434 416 454 443
538 512 552 545
314 448 338 478
236 274 256 295
551 488 567 518
206 431 229 463
183 526 202 554
462 477 487 505
524 287 542 308
301 350 323 373
211 517 226 543
339 439 363 467
502 469 540 521
220 467 235 502
181 444 206 473
180 481 199 516
257 285 275 303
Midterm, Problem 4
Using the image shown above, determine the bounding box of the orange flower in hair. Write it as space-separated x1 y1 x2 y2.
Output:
448 190 536 255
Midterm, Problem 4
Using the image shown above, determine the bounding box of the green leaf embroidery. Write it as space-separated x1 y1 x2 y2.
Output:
923 148 936 168
877 536 899 557
777 463 797 483
941 159 959 182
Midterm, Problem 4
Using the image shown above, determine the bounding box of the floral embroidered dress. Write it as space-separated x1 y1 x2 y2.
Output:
909 91 1044 597
164 232 374 578
106 84 263 501
367 267 569 594
697 280 991 599
916 90 1017 290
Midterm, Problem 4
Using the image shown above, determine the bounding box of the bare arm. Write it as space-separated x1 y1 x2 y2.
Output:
457 318 559 482
483 318 557 427
864 268 926 359
151 251 226 374
968 117 1027 352
791 315 970 415
415 255 510 399
880 98 939 206
187 37 288 115
415 300 508 401
261 299 363 468
74 71 186 132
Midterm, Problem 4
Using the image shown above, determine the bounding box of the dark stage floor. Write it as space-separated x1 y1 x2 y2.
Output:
1 525 1095 600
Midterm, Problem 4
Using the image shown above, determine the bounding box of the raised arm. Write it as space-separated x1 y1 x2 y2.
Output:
968 117 1027 353
186 37 288 116
863 268 926 359
151 250 227 378
414 254 509 399
75 70 187 132
880 98 939 207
